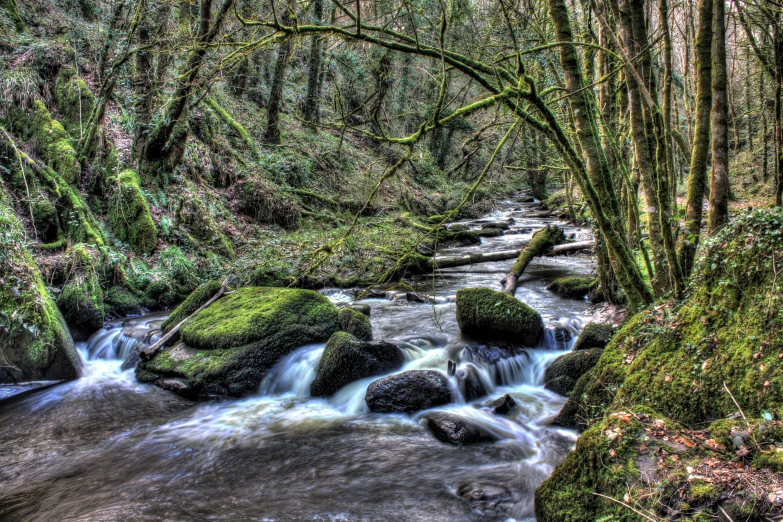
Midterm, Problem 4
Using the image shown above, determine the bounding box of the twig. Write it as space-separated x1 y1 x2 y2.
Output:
592 492 660 522
723 381 749 428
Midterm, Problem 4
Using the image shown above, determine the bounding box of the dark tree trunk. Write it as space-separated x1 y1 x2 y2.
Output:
302 0 323 126
708 0 730 233
264 10 294 145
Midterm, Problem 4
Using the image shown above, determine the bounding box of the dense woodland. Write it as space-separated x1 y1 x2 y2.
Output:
2 0 783 519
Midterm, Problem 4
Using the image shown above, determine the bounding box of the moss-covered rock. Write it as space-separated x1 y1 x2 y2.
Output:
455 287 543 346
137 287 341 397
108 169 158 255
543 348 602 396
57 244 105 333
573 322 614 351
160 280 222 334
309 331 404 397
104 285 144 318
176 194 234 258
233 177 300 229
339 307 372 341
54 67 95 137
546 276 598 299
30 100 80 185
0 183 81 383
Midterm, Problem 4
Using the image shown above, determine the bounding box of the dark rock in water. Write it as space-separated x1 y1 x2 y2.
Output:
154 378 195 397
365 289 388 299
457 363 488 402
310 332 404 397
406 292 427 303
481 222 510 231
463 343 529 365
489 394 517 415
543 349 603 393
456 288 543 346
448 360 457 376
365 370 452 413
476 227 504 238
544 375 576 396
456 481 513 508
573 322 614 351
552 327 573 344
448 224 470 232
136 287 341 398
350 303 371 317
339 307 372 341
425 412 494 445
546 277 598 299
416 242 435 256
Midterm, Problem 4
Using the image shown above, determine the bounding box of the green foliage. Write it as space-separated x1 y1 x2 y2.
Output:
57 243 105 331
30 100 80 185
54 67 95 137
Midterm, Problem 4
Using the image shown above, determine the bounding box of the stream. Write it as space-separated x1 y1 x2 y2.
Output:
0 197 598 521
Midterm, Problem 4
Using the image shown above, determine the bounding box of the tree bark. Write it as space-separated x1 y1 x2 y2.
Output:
302 0 323 126
708 0 730 233
679 0 713 277
264 10 294 145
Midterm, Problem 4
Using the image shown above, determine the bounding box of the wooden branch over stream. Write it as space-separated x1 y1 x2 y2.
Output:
500 225 566 296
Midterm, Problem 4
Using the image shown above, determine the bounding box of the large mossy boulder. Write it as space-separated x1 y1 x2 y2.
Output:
136 287 341 397
0 185 81 383
365 370 452 413
546 276 597 299
309 332 404 397
108 169 158 255
455 288 543 346
555 209 783 431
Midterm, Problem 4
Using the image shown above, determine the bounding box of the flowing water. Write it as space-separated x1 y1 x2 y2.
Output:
0 198 598 521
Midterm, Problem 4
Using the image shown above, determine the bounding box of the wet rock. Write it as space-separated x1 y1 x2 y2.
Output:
448 224 470 232
365 370 452 413
153 377 195 397
481 222 510 231
406 292 427 303
546 277 598 299
457 363 488 402
476 228 504 238
310 332 404 397
425 412 494 445
456 288 543 346
490 394 517 415
136 287 341 397
350 303 371 317
544 375 576 396
339 307 372 341
573 322 614 351
543 348 603 394
552 327 573 344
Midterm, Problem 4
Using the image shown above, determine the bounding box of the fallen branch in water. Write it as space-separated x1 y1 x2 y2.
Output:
140 276 234 361
500 225 565 295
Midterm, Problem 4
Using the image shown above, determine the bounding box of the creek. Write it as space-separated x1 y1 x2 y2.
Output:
0 197 598 521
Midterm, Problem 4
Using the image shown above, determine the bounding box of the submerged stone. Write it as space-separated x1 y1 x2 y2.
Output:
425 412 495 445
136 287 341 397
310 332 404 397
456 288 543 346
456 363 488 402
365 370 452 413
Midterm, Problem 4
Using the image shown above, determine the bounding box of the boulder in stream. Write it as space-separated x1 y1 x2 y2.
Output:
572 322 614 351
489 394 517 415
425 412 495 445
310 332 404 397
456 288 543 346
136 287 341 397
456 363 488 402
546 277 598 299
339 307 372 341
365 370 452 413
543 348 603 396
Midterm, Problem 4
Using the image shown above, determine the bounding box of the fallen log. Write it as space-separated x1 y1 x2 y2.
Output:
140 276 234 361
545 240 595 256
432 248 527 268
499 225 566 296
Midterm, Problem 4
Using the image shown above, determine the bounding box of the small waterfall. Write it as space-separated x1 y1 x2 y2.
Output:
82 314 166 361
259 344 325 397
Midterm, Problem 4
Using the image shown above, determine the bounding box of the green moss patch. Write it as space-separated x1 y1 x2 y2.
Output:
455 287 543 346
30 100 80 185
108 169 158 255
546 276 598 299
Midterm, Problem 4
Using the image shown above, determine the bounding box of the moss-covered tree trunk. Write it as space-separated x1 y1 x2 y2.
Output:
264 10 294 145
679 0 713 277
301 0 323 126
708 0 730 233
500 226 565 296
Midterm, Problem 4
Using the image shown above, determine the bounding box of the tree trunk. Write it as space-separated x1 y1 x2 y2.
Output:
708 0 730 233
302 0 323 126
499 226 566 296
264 11 294 145
679 0 712 277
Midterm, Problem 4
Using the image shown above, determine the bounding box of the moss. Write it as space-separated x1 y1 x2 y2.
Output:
176 194 234 259
546 276 598 299
339 307 372 341
310 331 404 397
104 285 144 318
0 0 25 32
573 322 615 350
54 67 95 137
56 244 105 332
455 287 543 346
30 100 80 185
138 287 341 396
235 177 300 229
544 348 603 394
160 280 222 333
689 480 720 503
108 169 158 255
0 182 81 383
